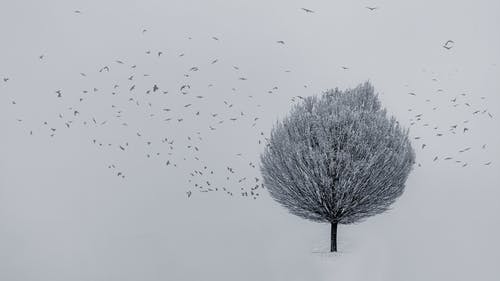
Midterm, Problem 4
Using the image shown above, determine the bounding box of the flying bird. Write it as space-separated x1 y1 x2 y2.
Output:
301 8 315 13
99 66 110 72
443 40 454 50
365 6 379 11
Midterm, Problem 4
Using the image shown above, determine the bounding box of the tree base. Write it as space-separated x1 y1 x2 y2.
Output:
331 222 338 252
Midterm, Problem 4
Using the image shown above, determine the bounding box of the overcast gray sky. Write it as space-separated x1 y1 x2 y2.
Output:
1 1 500 281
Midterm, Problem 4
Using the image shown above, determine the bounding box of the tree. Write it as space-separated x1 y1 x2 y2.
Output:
260 82 415 252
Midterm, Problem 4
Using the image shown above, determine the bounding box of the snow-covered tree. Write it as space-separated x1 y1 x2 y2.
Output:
260 82 415 252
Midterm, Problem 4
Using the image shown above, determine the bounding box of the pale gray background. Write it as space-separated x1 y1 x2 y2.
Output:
1 1 500 280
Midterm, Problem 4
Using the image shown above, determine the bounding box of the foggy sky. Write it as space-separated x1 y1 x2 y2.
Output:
1 1 500 281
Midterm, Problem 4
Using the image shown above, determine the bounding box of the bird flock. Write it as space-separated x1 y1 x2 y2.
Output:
2 6 495 201
4 27 277 200
404 61 494 168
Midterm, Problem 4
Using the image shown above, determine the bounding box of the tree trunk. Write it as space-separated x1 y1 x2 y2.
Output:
330 222 338 252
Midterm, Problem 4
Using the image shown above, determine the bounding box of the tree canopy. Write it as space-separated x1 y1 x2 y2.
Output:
260 82 415 225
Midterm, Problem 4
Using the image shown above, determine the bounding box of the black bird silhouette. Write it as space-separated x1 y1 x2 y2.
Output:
443 40 454 50
366 6 379 11
301 8 315 13
277 40 285 44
